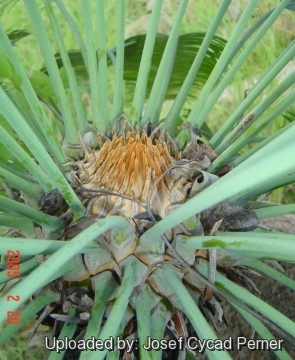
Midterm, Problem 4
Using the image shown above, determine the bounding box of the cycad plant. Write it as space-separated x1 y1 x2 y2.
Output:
0 1 295 360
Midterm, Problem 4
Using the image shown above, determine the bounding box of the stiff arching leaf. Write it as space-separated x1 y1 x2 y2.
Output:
7 29 30 45
282 109 295 123
42 33 227 101
285 1 295 11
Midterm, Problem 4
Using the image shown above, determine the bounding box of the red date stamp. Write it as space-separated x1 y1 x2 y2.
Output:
6 250 21 324
6 250 20 277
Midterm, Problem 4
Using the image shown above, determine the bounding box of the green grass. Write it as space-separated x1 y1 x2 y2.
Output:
0 327 50 360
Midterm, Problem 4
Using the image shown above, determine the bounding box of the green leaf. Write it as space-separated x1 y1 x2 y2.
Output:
0 214 35 237
7 29 30 45
209 39 295 150
177 232 295 262
95 0 110 129
0 195 64 238
237 258 295 291
0 288 60 347
160 264 232 360
0 143 49 208
285 1 295 11
112 0 125 121
81 0 105 133
43 33 227 103
230 301 293 360
124 32 226 101
190 0 291 130
197 261 295 340
23 0 79 147
132 285 161 360
150 300 173 360
0 257 39 285
89 256 141 360
0 49 12 78
43 0 88 134
80 271 118 353
255 204 295 218
0 236 102 257
0 22 68 165
0 216 133 326
165 0 231 136
29 70 55 98
282 109 295 123
0 89 85 219
48 308 77 360
141 0 189 126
